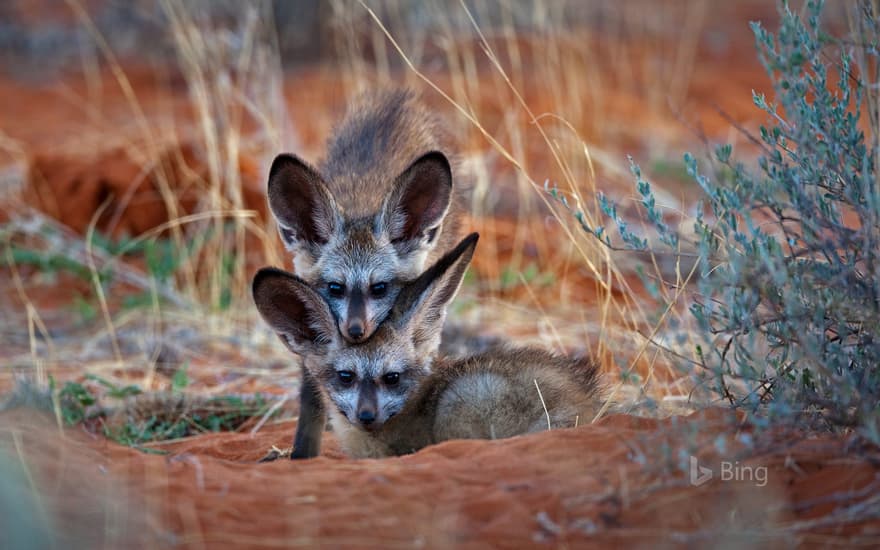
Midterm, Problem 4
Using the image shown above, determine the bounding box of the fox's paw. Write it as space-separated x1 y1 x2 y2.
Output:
258 445 293 462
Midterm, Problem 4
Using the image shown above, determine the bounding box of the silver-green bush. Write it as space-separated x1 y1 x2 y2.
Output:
564 0 880 440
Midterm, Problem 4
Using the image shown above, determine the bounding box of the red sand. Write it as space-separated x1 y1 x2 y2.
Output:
1 408 877 548
2 4 876 548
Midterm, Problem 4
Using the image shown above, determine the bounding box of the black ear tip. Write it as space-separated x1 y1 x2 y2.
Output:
269 154 293 180
268 153 313 184
456 232 479 255
251 267 301 296
252 267 282 295
415 150 452 177
422 150 450 164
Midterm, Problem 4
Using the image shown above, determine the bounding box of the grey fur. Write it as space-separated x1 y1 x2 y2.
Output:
336 347 601 458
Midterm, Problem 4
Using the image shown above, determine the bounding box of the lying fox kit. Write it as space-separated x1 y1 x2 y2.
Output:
267 89 463 343
253 234 602 459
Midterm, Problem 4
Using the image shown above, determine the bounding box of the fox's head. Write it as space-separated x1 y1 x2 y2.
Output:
253 233 478 432
267 151 454 344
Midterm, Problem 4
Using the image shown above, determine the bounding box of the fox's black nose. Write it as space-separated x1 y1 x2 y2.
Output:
348 323 365 340
357 410 375 425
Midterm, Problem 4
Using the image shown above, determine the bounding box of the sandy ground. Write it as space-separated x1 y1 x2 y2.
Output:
2 407 878 548
1 2 878 547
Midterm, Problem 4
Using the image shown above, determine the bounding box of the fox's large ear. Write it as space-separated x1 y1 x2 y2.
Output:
390 233 478 341
252 268 337 355
267 154 339 252
381 151 453 249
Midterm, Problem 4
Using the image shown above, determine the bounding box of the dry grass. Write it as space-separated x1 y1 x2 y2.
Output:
2 0 298 409
3 3 879 546
343 0 719 411
0 0 763 426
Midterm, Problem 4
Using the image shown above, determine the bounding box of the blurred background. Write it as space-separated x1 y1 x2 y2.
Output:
2 1 874 547
0 0 808 402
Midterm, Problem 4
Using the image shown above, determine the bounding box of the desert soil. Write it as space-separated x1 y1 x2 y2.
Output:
3 407 879 548
1 2 879 547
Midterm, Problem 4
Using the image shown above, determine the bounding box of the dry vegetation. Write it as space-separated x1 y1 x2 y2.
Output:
1 0 878 546
1 0 763 418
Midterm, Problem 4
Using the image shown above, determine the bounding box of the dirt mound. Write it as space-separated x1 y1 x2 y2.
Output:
23 142 267 237
1 408 877 548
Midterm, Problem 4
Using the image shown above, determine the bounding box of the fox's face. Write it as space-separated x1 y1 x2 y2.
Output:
253 233 478 432
302 335 432 429
303 218 421 347
267 152 453 344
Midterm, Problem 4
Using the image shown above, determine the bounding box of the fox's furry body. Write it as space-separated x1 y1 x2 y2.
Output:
316 90 463 242
331 347 600 458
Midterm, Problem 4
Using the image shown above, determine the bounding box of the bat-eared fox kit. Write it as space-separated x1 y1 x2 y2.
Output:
260 89 601 458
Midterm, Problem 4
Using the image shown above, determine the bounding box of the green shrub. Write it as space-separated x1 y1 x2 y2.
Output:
560 0 880 440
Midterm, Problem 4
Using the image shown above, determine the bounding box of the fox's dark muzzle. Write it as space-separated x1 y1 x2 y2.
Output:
344 289 369 341
356 379 379 428
346 322 365 340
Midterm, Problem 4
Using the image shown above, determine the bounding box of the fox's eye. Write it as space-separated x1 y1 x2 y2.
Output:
369 282 388 298
337 371 355 385
382 372 400 386
327 282 345 297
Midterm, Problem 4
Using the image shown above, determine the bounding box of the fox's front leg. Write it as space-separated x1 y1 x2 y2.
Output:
291 366 326 459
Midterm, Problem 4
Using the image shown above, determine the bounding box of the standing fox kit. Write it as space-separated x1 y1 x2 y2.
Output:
253 234 602 459
267 89 463 343
267 90 464 458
